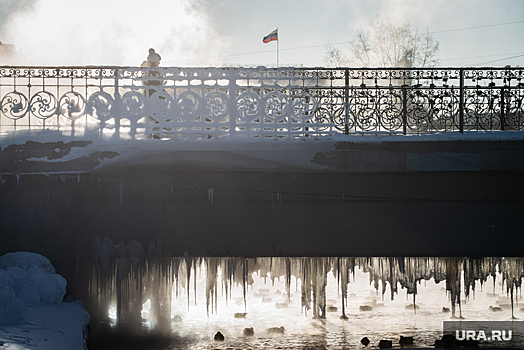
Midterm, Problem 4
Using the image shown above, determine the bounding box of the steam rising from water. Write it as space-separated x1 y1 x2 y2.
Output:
0 0 227 66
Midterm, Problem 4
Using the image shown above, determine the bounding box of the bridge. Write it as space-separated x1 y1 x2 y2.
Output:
0 66 523 298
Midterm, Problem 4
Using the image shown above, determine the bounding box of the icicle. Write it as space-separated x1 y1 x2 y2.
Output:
301 258 311 317
194 259 198 307
276 191 281 204
207 187 214 204
115 241 127 280
185 254 192 311
0 174 5 186
206 258 218 317
285 258 291 301
15 174 20 186
445 257 463 319
78 174 80 182
243 259 248 312
339 258 349 320
128 240 143 266
84 253 524 327
311 258 327 319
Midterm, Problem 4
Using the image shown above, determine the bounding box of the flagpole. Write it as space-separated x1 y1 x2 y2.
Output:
277 27 279 68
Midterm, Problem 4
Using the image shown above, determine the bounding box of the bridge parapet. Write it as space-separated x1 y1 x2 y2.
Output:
1 66 523 141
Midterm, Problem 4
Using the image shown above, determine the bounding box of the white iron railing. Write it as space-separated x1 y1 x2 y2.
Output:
1 66 523 140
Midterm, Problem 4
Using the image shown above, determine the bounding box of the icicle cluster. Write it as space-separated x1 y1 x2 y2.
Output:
87 238 524 324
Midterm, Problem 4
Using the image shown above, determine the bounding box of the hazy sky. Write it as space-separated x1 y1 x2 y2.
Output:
1 0 523 67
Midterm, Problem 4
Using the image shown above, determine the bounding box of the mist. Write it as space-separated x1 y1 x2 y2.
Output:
0 0 229 66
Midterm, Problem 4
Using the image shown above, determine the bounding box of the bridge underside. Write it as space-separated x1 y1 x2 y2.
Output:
1 170 521 256
1 138 523 297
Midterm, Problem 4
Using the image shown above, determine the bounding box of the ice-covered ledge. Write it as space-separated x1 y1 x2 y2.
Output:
1 130 524 174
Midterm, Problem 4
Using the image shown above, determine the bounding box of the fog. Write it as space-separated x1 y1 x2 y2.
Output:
1 0 522 67
0 0 228 66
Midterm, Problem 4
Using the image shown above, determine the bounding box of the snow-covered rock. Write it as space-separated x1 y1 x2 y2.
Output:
0 252 56 274
0 252 67 314
0 252 90 349
16 267 67 305
0 270 25 326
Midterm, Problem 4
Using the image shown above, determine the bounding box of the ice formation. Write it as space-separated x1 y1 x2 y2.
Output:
0 252 67 325
88 237 524 325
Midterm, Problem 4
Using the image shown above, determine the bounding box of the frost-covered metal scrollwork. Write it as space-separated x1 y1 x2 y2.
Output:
205 91 229 119
176 91 203 120
30 91 57 119
59 92 86 121
237 91 260 121
87 91 114 121
292 92 317 120
2 92 29 119
0 66 523 138
263 91 289 119
121 91 146 122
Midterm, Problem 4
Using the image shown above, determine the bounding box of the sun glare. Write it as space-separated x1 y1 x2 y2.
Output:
4 0 223 66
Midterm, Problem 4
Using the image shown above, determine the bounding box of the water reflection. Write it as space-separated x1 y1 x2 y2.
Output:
86 254 524 349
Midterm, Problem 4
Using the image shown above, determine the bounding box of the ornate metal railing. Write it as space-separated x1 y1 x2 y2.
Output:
1 66 523 140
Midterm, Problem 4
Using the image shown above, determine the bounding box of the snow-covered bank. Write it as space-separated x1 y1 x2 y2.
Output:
0 252 90 349
0 302 90 350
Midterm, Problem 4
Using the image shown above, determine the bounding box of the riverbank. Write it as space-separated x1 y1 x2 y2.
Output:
0 301 90 349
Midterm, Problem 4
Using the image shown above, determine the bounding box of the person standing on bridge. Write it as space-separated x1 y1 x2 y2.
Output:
147 48 161 67
141 48 163 98
141 48 164 139
140 48 162 68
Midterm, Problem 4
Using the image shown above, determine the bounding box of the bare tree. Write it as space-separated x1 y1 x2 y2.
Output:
341 16 439 68
348 30 372 67
324 44 348 67
412 27 440 68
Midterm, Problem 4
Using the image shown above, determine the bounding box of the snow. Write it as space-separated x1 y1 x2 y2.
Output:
0 252 89 349
2 129 523 176
0 272 25 326
0 252 56 274
0 302 90 350
3 130 524 150
0 253 66 307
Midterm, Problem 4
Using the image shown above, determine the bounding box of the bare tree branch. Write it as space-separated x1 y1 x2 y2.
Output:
324 44 348 67
348 30 372 67
331 16 440 68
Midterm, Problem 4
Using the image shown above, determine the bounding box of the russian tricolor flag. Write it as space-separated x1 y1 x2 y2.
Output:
263 29 278 43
